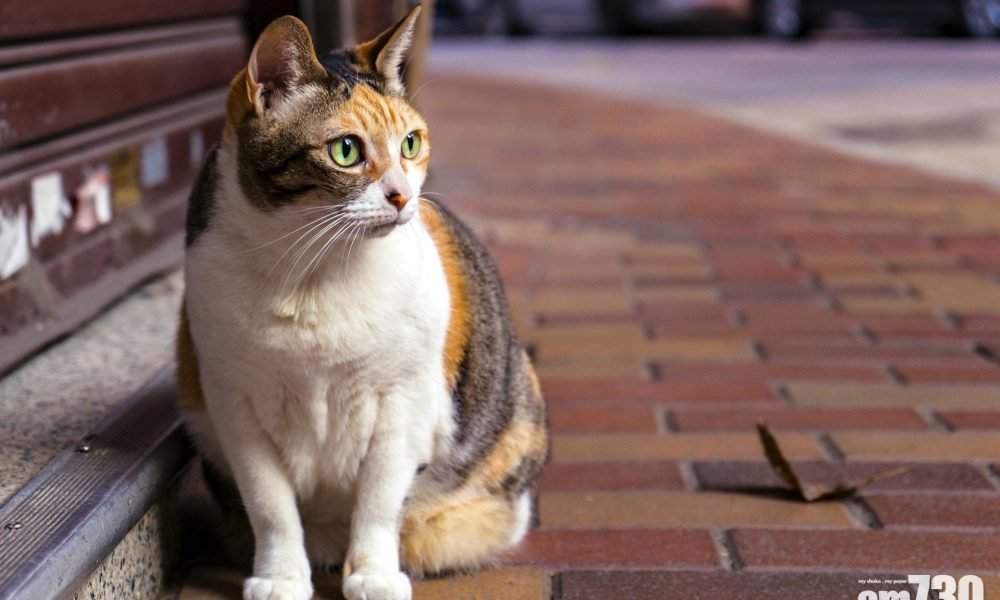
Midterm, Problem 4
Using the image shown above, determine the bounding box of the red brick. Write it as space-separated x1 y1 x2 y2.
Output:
505 529 718 568
733 529 1000 571
859 315 953 337
738 305 847 335
693 461 993 493
961 314 1000 334
553 433 824 462
673 407 926 431
548 405 658 433
937 410 1000 430
539 491 853 529
542 380 777 405
656 362 887 382
895 365 1000 384
760 337 972 362
536 461 684 492
867 495 1000 529
558 571 918 600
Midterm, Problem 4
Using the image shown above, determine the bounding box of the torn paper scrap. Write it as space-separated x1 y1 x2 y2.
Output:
189 129 205 167
111 147 141 212
73 165 112 234
30 172 72 246
0 204 30 279
141 136 169 188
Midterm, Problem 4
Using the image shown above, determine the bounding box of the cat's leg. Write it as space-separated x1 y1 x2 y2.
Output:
203 376 312 600
342 391 420 600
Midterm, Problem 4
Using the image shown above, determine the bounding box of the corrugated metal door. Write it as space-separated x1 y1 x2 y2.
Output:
0 0 248 373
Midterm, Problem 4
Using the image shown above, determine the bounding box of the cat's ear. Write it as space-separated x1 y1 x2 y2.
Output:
247 16 324 115
355 5 422 96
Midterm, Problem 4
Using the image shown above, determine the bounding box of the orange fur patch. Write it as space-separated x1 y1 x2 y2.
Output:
420 199 469 390
176 302 206 412
400 493 515 575
472 418 547 490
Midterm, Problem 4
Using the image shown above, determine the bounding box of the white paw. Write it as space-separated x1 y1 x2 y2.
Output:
343 570 411 600
243 576 313 600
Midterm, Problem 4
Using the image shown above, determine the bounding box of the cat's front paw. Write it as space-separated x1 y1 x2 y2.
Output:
243 575 313 600
343 569 411 600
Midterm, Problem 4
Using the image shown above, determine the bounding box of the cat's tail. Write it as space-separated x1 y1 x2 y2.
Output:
399 490 531 576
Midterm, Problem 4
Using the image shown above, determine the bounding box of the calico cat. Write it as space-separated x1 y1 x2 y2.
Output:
175 6 547 600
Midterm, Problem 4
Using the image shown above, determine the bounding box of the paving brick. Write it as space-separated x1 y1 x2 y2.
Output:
832 432 1000 460
535 359 648 381
535 336 754 361
866 495 1000 529
633 287 716 304
506 529 717 569
548 405 658 433
558 571 917 600
907 274 1000 314
733 529 1000 571
410 568 550 600
895 365 1000 384
551 433 824 462
538 491 854 529
542 380 777 404
522 323 647 346
760 338 972 362
656 362 887 382
937 410 1000 430
537 462 684 492
673 407 927 431
693 461 994 493
787 382 1000 409
528 290 633 316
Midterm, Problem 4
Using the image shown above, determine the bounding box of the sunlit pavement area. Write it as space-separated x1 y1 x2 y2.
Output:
176 41 1000 598
429 38 1000 187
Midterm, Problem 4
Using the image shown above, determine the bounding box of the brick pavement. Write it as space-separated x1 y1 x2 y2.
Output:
176 74 1000 599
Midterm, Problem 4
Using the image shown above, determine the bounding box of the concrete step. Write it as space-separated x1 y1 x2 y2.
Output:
0 369 190 600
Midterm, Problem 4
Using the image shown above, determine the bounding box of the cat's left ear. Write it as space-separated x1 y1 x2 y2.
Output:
355 5 422 96
247 16 325 116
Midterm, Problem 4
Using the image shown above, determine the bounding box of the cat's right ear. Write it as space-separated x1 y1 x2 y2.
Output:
246 16 324 116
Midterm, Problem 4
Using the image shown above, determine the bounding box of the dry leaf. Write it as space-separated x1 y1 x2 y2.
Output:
755 421 913 502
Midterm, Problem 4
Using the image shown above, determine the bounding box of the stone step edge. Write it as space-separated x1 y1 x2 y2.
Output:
0 367 190 600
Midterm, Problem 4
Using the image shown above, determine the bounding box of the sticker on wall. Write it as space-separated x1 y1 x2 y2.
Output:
30 172 72 246
110 147 141 212
0 204 29 279
73 165 112 234
189 129 205 167
141 136 169 188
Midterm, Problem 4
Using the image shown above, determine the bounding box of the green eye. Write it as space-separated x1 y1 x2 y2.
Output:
401 132 422 159
330 135 363 167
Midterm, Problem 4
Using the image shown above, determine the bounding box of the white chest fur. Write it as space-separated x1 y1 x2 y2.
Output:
184 191 453 513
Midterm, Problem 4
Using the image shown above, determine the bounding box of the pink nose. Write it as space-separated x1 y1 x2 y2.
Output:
386 190 407 212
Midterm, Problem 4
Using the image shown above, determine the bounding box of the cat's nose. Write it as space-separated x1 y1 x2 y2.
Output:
385 189 408 212
381 175 412 213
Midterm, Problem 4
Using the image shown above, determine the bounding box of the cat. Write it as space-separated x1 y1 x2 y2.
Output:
175 6 548 600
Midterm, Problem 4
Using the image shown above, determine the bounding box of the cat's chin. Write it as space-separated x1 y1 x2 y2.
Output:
366 221 398 238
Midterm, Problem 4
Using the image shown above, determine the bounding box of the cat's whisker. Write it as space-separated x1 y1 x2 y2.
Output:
340 221 364 279
278 214 350 290
409 78 435 103
242 209 344 255
265 212 347 279
299 216 358 285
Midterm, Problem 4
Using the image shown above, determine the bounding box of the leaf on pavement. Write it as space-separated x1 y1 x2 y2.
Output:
756 421 913 502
